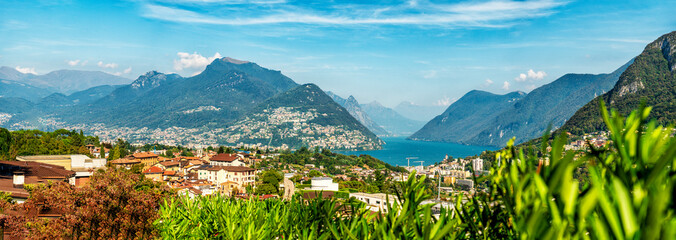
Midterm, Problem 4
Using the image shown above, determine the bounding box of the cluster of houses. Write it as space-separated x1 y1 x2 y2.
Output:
109 151 257 197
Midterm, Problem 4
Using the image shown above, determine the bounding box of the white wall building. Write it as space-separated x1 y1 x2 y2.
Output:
350 192 399 212
310 177 339 191
473 158 483 173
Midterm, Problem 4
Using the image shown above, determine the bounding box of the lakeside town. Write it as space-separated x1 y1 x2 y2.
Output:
1 129 614 212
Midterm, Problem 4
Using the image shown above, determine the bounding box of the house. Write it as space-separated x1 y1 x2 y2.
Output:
109 158 142 169
310 177 339 191
15 155 106 186
132 152 159 170
0 161 75 203
349 192 398 213
197 166 255 188
209 153 246 167
142 166 165 181
158 161 181 172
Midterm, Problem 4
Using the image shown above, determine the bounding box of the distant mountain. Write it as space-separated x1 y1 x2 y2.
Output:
326 92 389 136
360 101 425 136
227 84 382 150
393 101 447 122
409 90 526 144
466 60 632 146
0 97 35 115
0 66 34 81
64 58 298 129
0 67 131 94
411 58 631 147
94 71 183 106
0 79 53 101
67 85 122 105
561 31 676 134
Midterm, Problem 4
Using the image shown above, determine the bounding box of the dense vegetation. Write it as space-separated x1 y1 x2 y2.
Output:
0 128 99 160
269 147 406 174
0 169 174 239
156 102 676 239
563 31 676 134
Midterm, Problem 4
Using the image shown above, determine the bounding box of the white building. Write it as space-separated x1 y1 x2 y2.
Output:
310 177 339 191
473 158 483 173
349 192 399 212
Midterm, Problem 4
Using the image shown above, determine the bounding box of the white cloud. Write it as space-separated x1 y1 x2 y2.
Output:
142 0 567 27
98 61 118 69
173 52 222 71
515 73 527 82
15 66 37 74
485 78 494 85
527 69 546 80
422 70 437 79
67 59 80 66
502 81 510 90
515 69 546 82
123 67 132 74
435 96 455 106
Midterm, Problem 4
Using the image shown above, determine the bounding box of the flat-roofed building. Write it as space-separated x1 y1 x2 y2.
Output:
310 177 339 191
349 192 398 212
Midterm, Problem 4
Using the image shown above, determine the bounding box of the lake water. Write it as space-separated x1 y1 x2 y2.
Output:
337 137 498 167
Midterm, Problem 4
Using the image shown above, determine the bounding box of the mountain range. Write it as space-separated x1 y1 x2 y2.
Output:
410 59 633 147
0 66 131 94
327 92 426 137
0 58 382 150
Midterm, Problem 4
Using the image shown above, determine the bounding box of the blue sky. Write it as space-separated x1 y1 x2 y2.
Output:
1 0 674 108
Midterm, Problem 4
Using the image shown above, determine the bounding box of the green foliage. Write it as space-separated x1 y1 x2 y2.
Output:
257 170 283 195
276 148 406 175
5 128 95 159
156 102 675 239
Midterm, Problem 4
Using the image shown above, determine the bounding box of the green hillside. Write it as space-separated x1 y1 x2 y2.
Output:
561 31 676 134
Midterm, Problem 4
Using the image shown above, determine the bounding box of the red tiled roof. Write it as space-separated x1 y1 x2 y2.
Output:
160 161 180 167
133 152 158 159
210 153 240 162
143 166 164 174
110 158 141 164
163 170 176 176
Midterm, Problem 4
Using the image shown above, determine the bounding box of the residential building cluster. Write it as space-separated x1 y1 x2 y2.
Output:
108 151 259 198
224 107 380 150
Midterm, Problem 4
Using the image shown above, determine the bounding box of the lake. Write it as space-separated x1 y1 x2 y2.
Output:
337 137 499 167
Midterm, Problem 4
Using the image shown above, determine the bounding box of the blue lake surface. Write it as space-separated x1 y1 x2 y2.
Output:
337 137 498 167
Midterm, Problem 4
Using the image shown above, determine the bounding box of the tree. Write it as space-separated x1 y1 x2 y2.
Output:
0 169 174 239
217 146 225 154
308 170 323 178
0 128 11 160
257 170 282 195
